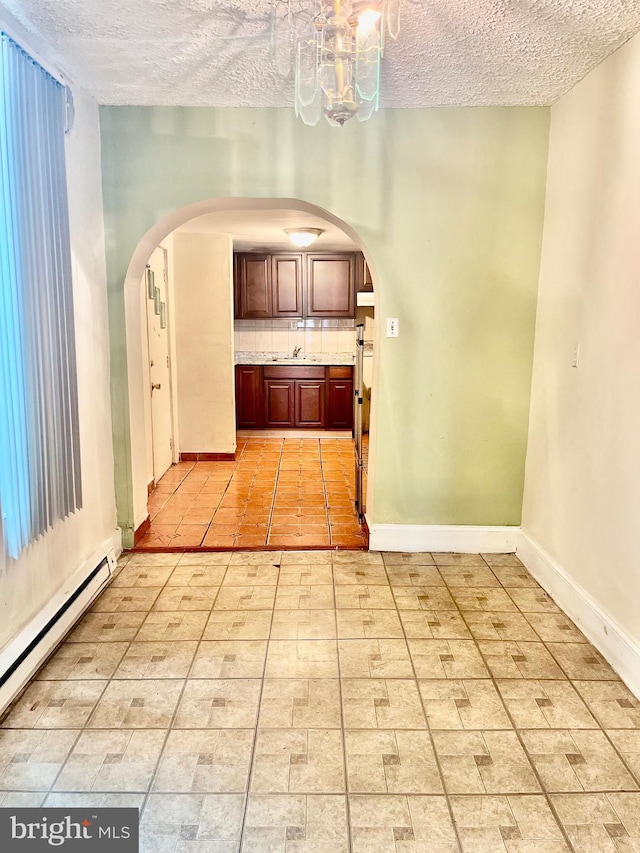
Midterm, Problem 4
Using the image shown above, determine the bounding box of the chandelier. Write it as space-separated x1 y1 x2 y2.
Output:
273 0 400 126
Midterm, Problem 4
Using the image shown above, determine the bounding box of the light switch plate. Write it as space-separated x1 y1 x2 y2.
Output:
386 318 399 337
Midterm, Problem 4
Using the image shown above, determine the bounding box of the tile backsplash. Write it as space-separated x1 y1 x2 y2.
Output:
234 318 357 355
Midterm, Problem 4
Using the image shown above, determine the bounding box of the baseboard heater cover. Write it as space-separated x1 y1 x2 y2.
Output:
0 545 115 716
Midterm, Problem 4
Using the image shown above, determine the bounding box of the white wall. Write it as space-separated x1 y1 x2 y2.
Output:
0 7 118 647
173 232 236 454
522 31 640 649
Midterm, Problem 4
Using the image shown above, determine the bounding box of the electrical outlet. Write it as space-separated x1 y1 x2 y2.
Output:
386 318 399 338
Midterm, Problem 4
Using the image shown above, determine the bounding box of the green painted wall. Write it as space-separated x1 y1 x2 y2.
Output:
100 106 549 537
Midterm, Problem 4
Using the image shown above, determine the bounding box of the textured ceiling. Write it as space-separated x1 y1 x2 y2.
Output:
178 209 358 252
4 1 640 107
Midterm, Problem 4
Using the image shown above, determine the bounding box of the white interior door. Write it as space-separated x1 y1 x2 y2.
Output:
146 247 173 483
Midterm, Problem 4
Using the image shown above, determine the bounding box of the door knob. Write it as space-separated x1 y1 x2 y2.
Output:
151 383 161 391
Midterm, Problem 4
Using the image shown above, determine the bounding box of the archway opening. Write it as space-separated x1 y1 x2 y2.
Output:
122 198 379 551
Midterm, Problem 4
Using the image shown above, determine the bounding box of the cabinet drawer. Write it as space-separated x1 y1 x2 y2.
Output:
263 365 325 379
328 366 353 379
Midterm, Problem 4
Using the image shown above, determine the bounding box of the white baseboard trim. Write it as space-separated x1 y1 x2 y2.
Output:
110 526 123 559
367 522 520 554
518 530 640 698
0 538 116 716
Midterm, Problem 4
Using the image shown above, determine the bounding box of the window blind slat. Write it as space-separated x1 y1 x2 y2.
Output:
0 33 82 559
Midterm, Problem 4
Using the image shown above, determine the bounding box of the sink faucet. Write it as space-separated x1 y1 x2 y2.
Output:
292 346 302 358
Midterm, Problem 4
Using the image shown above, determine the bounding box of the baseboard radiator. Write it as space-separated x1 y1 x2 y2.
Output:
0 544 116 716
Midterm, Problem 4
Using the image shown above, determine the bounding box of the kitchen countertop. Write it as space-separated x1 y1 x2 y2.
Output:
235 351 355 366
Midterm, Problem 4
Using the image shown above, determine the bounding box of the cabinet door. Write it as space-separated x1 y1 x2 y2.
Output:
272 254 303 317
295 381 326 428
264 380 295 427
238 254 271 318
235 365 263 429
327 379 354 429
305 254 356 318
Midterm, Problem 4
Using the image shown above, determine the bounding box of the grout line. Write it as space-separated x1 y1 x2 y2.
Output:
237 560 280 851
381 557 467 853
265 439 285 547
332 563 353 853
452 555 579 853
134 560 229 819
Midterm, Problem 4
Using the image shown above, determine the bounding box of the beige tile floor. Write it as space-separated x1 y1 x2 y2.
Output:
2 549 640 851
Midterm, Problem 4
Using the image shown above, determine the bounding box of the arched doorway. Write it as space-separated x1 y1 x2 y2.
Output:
121 198 379 550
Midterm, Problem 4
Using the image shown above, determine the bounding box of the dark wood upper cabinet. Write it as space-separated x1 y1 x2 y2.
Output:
234 251 359 319
305 254 356 318
271 254 303 317
238 254 271 318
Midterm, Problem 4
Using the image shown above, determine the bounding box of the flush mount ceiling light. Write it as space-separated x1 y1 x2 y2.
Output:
272 0 400 127
285 228 324 247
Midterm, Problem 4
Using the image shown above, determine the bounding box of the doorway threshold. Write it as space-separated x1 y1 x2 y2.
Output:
236 429 352 439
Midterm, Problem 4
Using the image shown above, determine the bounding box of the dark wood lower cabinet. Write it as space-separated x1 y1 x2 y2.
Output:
236 364 353 430
235 365 264 429
264 380 295 427
327 378 354 429
296 381 326 428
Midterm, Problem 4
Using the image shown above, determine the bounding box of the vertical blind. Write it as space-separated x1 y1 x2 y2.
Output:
0 33 82 560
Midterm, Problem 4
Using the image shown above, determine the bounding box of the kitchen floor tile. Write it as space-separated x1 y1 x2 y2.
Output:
173 679 261 728
250 728 345 793
418 679 513 730
243 794 349 852
496 680 599 729
432 730 540 794
87 679 184 728
153 728 254 793
449 794 569 852
520 729 638 792
573 681 640 728
1 681 107 729
349 794 458 853
265 640 339 678
114 641 198 679
53 729 165 792
551 792 640 851
345 730 443 794
203 610 272 641
136 610 209 642
0 729 79 791
338 639 414 678
140 792 244 852
258 678 341 729
189 640 268 679
270 609 336 640
341 679 427 729
36 642 129 680
336 609 404 639
410 640 491 679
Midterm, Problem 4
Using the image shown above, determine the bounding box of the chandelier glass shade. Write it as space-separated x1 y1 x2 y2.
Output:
275 0 399 127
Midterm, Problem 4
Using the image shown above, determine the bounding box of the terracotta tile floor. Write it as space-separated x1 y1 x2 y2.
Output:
3 549 640 852
137 436 368 550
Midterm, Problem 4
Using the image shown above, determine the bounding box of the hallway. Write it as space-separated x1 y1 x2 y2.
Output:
2 549 639 851
137 437 368 550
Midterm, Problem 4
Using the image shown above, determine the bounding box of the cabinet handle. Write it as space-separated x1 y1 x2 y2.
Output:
151 383 161 391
